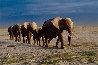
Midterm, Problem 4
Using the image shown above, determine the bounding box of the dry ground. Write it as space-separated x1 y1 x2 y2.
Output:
0 26 98 65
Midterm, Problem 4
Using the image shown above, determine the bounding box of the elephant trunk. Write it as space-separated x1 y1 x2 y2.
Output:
68 29 73 46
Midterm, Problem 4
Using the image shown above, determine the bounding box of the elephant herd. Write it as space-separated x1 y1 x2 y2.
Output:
8 17 74 49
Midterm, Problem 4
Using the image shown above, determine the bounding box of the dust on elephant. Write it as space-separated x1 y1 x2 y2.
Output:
8 26 14 40
12 24 21 42
42 17 74 49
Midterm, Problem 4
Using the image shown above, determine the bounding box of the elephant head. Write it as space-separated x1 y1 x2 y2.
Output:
59 18 74 46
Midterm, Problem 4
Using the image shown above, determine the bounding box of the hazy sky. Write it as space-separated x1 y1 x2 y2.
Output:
0 0 98 28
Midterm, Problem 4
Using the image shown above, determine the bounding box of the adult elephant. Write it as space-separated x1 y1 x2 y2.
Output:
42 17 74 49
29 22 38 44
21 22 37 44
21 22 32 44
8 26 14 40
12 24 21 42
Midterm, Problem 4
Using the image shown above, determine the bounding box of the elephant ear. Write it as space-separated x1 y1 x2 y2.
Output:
24 22 30 29
51 17 62 29
65 18 73 29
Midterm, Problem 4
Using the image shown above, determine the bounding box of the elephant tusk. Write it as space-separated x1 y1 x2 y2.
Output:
68 35 72 37
72 34 78 38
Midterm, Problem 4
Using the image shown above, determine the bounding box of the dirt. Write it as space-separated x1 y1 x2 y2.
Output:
0 26 98 65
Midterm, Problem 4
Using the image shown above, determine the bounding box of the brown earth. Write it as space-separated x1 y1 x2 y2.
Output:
0 26 98 65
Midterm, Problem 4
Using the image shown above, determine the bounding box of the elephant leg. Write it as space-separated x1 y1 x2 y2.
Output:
19 32 21 41
10 35 12 40
56 38 60 48
68 35 71 46
45 38 49 47
42 36 45 47
16 35 18 42
34 39 36 45
27 32 30 44
59 33 64 49
37 39 38 45
23 37 25 43
17 37 20 42
26 38 28 43
39 38 41 46
15 36 18 42
29 32 32 44
19 32 21 42
15 36 16 41
12 33 14 40
28 32 31 44
27 36 29 44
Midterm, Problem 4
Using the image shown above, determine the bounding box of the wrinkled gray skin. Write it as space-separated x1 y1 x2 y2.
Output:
8 26 14 40
12 24 21 42
42 17 73 49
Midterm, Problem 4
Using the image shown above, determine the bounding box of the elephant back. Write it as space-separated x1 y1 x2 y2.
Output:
42 17 62 29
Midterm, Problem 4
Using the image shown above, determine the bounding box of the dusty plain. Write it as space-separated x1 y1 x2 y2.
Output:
0 26 98 65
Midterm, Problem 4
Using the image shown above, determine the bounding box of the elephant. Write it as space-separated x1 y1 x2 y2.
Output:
8 26 14 40
29 22 40 45
32 27 44 46
41 17 74 49
21 22 32 44
12 24 21 42
21 22 38 44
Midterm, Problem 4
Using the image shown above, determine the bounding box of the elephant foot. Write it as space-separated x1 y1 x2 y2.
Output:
45 45 49 47
15 40 17 42
43 43 45 47
54 45 59 48
18 39 20 42
56 46 59 48
39 44 41 46
61 46 64 49
43 45 45 47
68 44 71 46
